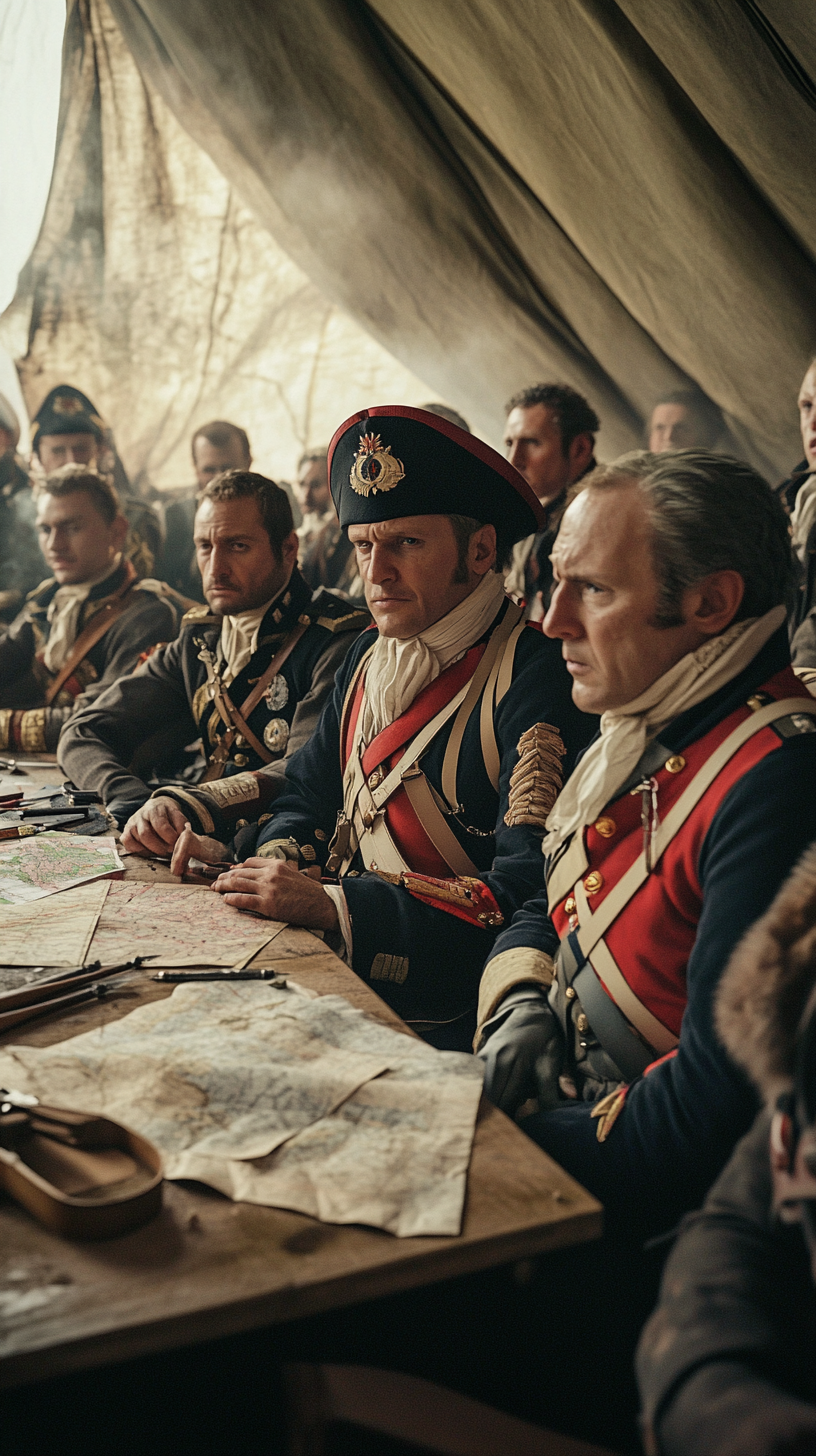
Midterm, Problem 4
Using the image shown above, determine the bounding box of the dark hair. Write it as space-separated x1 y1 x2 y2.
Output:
505 383 600 452
649 389 724 449
191 420 251 465
422 403 471 433
573 449 795 627
39 464 120 526
447 514 507 580
200 470 294 562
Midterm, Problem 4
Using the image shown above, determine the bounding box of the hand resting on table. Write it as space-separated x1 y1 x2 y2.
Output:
212 858 339 931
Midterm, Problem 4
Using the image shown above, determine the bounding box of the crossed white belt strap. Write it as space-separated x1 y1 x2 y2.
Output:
559 696 816 1056
337 605 525 877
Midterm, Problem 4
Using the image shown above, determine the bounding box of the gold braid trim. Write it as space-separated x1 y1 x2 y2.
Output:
20 708 48 754
474 947 555 1048
504 722 566 830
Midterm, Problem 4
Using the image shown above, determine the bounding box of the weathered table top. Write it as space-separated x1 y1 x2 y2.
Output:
0 757 601 1389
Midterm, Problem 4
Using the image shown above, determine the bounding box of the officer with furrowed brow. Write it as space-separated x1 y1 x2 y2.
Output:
476 449 816 1239
59 470 369 829
168 407 597 1051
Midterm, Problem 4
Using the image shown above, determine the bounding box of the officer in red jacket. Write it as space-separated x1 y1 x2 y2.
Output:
477 448 816 1238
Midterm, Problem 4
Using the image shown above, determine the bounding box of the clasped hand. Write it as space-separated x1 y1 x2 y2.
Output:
122 798 339 932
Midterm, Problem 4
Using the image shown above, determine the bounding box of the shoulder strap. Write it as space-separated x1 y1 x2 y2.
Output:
200 619 310 781
44 571 139 705
440 601 524 809
575 695 816 960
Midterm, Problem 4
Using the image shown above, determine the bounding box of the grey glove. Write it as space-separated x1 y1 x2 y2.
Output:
477 986 564 1115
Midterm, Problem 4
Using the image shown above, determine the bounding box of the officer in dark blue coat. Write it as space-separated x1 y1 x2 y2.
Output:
171 406 597 1050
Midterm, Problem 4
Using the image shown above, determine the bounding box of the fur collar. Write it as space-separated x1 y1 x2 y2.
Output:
716 843 816 1103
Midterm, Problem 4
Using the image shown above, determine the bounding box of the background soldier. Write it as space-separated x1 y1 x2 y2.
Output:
60 469 369 830
0 466 178 754
31 383 163 584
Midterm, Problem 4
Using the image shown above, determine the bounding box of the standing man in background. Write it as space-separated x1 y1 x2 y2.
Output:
161 421 253 602
647 386 725 454
30 384 162 584
503 383 598 617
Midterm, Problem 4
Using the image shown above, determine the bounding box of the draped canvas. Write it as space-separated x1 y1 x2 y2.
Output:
0 0 437 489
4 0 816 482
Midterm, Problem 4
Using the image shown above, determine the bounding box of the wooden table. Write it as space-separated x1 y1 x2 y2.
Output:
0 757 601 1390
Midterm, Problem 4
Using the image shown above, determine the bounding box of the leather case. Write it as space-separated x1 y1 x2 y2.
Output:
0 1099 162 1239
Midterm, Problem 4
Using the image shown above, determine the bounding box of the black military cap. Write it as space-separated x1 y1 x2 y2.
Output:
328 406 544 544
32 384 106 451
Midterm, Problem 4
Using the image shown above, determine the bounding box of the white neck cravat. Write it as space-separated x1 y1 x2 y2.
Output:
219 575 293 686
542 603 787 864
42 555 122 673
359 569 507 744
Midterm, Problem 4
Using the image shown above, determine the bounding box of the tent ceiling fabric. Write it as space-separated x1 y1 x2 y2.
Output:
6 0 816 481
0 0 437 490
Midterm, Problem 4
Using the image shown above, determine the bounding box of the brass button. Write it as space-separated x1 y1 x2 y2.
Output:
315 828 327 841
301 844 316 863
576 1012 588 1033
234 733 245 746
367 767 384 789
565 986 577 1001
235 818 249 831
564 895 576 914
233 753 249 766
363 811 375 828
594 816 616 838
584 870 603 894
665 755 686 774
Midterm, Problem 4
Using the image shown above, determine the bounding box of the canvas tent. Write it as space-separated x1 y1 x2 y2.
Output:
2 0 815 489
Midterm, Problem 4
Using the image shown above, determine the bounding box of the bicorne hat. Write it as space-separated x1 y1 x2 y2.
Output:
328 406 544 544
32 385 106 452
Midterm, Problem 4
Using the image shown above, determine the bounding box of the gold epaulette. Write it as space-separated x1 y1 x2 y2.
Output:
25 577 57 604
309 590 371 634
180 604 221 628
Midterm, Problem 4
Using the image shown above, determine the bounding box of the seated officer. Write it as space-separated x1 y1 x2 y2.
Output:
0 466 177 755
170 407 596 1050
476 449 816 1237
31 384 162 583
60 470 369 830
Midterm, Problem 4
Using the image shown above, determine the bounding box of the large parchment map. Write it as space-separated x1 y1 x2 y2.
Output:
0 881 110 967
0 981 484 1236
0 833 123 905
87 883 285 967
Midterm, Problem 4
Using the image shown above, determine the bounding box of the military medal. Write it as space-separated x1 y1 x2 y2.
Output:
263 718 290 753
263 674 289 712
349 433 405 496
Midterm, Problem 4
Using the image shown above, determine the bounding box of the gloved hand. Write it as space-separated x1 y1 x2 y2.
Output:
477 986 564 1115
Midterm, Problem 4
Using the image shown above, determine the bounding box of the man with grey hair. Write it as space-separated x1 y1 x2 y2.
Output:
477 448 816 1242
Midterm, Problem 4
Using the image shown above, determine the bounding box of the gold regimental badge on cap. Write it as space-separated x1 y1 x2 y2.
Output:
349 433 405 497
53 394 85 416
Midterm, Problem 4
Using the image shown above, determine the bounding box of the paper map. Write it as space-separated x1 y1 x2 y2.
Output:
0 880 109 967
87 883 284 967
0 833 123 905
0 981 484 1236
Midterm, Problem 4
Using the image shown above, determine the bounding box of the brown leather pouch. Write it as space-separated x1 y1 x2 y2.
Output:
0 1098 162 1239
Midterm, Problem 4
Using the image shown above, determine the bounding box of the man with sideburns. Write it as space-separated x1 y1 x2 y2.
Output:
477 449 816 1239
169 407 595 1050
